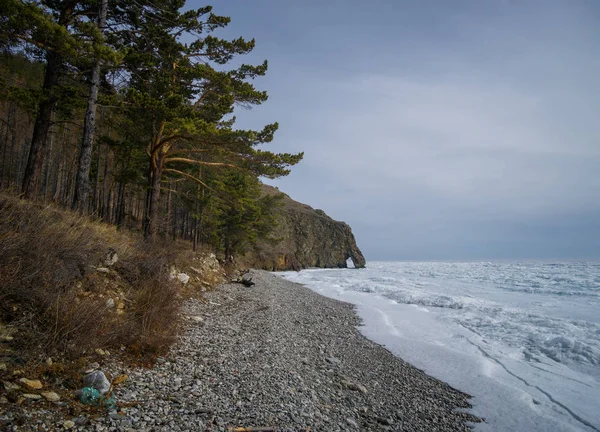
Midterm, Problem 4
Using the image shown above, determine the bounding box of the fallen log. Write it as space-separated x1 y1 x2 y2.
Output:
230 275 255 287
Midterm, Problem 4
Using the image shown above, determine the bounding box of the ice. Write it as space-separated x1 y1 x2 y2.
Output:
280 261 600 432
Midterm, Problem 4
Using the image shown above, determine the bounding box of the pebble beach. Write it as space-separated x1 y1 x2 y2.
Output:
110 270 480 431
7 270 482 431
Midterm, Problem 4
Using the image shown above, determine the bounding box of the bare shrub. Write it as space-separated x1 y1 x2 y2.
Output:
0 193 182 362
114 243 182 358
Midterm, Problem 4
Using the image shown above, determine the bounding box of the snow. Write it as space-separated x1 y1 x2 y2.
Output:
279 261 600 432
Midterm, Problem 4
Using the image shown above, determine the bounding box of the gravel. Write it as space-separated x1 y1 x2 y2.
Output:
3 270 482 431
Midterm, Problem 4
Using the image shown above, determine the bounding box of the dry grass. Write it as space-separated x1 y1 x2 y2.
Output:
0 193 194 364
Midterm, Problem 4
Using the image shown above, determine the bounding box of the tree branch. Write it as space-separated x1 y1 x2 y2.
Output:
163 168 222 197
164 157 240 170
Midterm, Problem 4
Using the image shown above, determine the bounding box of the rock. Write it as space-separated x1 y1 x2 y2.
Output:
190 316 204 323
0 363 6 371
377 417 393 426
87 362 100 371
117 301 125 310
3 381 21 391
105 298 115 308
112 374 128 386
95 348 107 356
1 335 14 342
108 411 126 420
96 267 110 274
45 357 53 366
105 248 118 266
177 273 190 285
326 356 341 365
243 184 367 270
346 417 359 428
41 391 60 402
352 383 368 394
83 370 111 395
342 379 367 394
19 378 42 390
74 416 89 426
63 420 75 429
190 266 202 274
23 393 42 400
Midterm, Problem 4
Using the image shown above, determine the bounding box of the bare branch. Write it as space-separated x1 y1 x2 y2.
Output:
163 168 235 205
164 157 240 170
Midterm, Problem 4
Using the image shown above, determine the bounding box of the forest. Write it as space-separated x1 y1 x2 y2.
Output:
0 0 303 259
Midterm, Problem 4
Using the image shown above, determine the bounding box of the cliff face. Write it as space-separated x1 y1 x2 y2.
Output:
247 185 366 271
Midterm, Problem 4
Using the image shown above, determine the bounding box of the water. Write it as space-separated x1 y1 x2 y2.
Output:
279 261 600 432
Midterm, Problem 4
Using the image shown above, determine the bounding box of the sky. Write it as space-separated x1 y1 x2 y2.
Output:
194 0 600 260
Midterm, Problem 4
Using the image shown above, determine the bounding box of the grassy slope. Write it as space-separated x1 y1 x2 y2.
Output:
0 192 223 369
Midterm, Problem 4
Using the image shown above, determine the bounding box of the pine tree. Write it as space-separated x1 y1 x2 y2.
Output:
116 2 302 239
1 0 118 199
72 0 109 212
214 171 282 260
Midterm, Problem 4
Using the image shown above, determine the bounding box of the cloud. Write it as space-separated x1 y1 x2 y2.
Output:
210 0 600 259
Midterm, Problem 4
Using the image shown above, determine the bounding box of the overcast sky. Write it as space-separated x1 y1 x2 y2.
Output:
200 0 600 260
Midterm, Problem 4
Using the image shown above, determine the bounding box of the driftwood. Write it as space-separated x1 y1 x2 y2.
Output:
230 274 255 287
240 276 255 287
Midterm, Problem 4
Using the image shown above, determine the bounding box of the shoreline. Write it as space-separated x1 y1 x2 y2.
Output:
9 269 482 430
112 269 481 431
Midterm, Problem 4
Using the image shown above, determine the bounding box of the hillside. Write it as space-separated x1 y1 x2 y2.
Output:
0 193 224 365
245 185 366 270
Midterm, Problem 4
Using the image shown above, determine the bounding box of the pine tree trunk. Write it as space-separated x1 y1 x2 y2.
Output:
21 52 61 199
43 123 54 201
145 164 162 240
93 140 102 213
7 110 18 188
193 216 199 251
72 0 108 212
0 106 14 188
116 182 125 228
171 183 178 240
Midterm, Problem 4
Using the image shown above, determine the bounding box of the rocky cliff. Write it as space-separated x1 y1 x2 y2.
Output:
246 185 366 271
